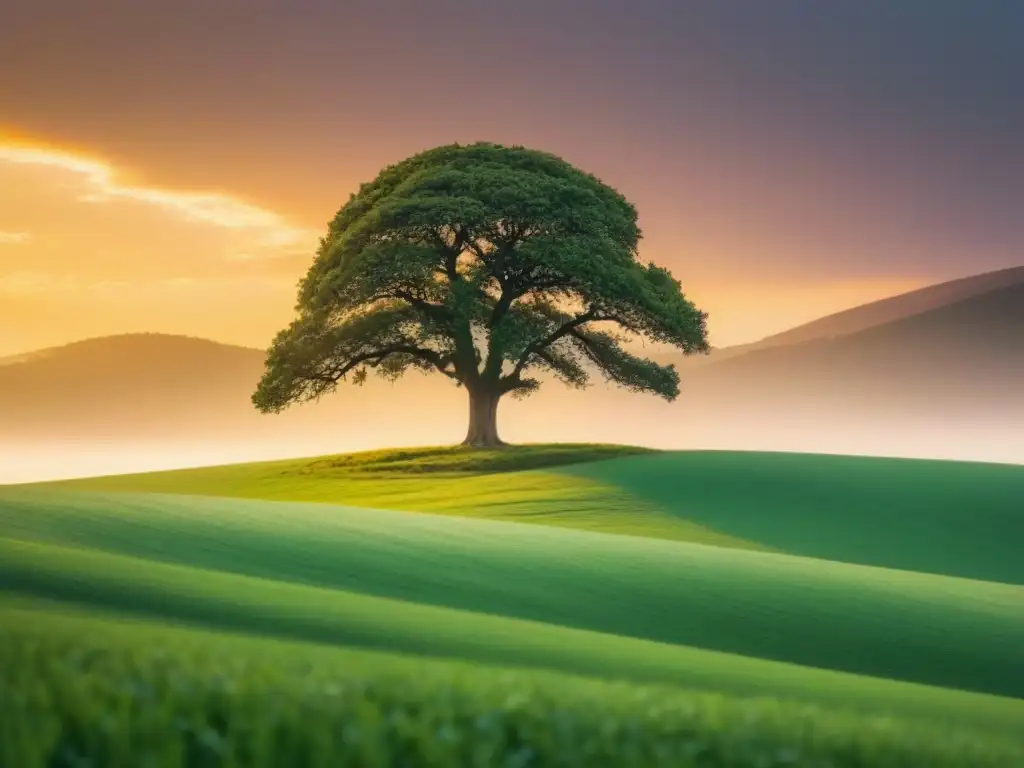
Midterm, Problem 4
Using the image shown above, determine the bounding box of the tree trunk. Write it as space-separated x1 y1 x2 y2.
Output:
462 388 504 447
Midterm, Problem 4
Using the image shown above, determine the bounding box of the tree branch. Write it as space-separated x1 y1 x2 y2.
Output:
485 263 571 331
508 309 596 379
389 289 452 325
487 283 520 329
565 327 679 399
330 344 460 382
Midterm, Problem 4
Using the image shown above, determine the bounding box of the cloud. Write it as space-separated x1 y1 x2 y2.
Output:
0 231 31 244
0 137 317 252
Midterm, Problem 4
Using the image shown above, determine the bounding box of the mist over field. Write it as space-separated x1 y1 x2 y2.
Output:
2 269 1020 483
3 386 1020 484
3 286 1022 482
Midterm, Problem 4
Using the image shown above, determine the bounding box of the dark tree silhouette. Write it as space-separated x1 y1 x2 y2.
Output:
254 143 709 446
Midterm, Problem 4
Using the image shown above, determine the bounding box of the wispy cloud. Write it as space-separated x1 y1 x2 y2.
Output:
0 138 317 251
0 231 31 245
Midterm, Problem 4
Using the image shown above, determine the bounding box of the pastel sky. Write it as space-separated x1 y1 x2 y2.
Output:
2 0 1022 356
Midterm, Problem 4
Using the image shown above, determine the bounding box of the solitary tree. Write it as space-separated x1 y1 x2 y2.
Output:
253 143 709 446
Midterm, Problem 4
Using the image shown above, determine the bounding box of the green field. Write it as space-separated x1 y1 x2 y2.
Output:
46 445 1024 583
3 445 1023 765
7 599 1023 768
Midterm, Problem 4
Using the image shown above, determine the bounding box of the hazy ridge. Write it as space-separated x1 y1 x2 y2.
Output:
2 268 1021 481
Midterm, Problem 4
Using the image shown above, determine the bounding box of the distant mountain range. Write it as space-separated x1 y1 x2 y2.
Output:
0 334 270 440
684 278 1024 418
1 266 1021 475
0 330 464 466
679 264 1024 365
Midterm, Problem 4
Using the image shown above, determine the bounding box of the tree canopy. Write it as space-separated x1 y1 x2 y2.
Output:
253 142 709 445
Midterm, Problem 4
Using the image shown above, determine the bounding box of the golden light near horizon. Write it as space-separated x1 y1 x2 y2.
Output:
0 131 935 358
0 133 322 355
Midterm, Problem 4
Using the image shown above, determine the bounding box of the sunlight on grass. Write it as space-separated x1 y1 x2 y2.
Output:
6 599 1022 767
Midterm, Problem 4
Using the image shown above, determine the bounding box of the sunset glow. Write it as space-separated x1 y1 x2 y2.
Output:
1 1 1020 440
0 137 316 248
0 130 942 357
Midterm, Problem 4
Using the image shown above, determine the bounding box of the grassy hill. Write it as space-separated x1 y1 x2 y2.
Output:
40 445 1024 585
4 445 1024 764
7 600 1022 767
1 489 1023 700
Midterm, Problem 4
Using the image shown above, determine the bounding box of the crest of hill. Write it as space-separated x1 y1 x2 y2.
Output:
687 280 1024 414
290 443 654 475
0 333 263 374
752 265 1024 348
689 265 1024 364
0 334 291 440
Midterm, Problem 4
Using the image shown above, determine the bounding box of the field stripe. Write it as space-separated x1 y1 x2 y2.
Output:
2 535 1024 741
1 489 1023 700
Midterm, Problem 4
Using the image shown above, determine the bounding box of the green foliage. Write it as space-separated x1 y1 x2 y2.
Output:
253 143 709 418
2 489 1023 702
5 601 1022 768
43 448 1024 585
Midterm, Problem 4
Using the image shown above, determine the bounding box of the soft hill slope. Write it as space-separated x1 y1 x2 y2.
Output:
1 490 1023 706
40 445 1024 586
0 333 453 446
671 280 1024 462
747 265 1024 351
565 451 1024 586
5 446 1024 764
0 334 268 440
685 265 1024 364
688 281 1024 415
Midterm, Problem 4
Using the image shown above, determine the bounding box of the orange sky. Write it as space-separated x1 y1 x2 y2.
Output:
2 2 1021 357
0 132 933 356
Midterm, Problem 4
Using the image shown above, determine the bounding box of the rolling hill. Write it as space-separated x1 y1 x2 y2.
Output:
686 280 1024 417
0 332 465 482
667 283 1024 463
0 333 286 439
4 447 1024 764
27 445 1024 585
2 498 1023 700
693 264 1024 362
